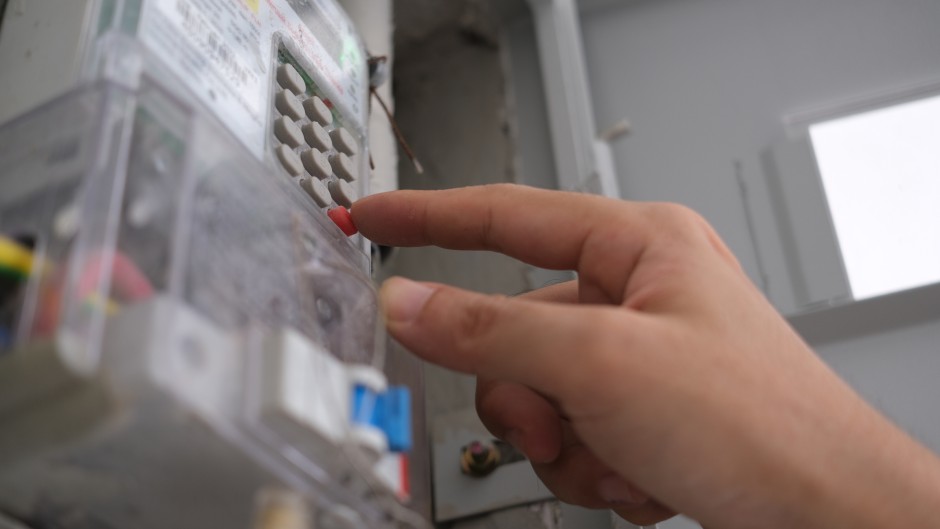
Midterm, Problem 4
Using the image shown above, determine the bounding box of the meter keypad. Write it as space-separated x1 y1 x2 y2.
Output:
303 122 332 152
277 64 307 95
276 145 304 177
330 153 357 182
275 90 305 121
304 96 333 126
301 177 332 207
274 117 304 149
329 179 357 208
301 149 332 180
270 53 365 217
330 128 358 156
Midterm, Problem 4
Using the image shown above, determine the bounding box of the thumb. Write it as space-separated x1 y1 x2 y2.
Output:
379 277 650 401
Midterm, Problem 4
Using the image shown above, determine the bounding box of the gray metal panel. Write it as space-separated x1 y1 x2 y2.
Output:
526 0 619 198
432 409 554 522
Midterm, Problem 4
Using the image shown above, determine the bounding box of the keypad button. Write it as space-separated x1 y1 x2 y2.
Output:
328 207 358 236
274 117 304 148
277 64 306 95
275 90 304 121
276 145 303 176
329 179 358 208
301 177 332 207
330 127 359 156
303 122 333 152
304 96 333 126
330 153 357 182
301 149 332 180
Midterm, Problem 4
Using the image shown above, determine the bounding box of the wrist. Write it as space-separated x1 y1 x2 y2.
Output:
778 387 940 529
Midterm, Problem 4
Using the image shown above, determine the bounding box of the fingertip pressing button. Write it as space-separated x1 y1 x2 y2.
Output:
328 207 358 236
304 96 333 126
276 145 303 177
275 90 305 121
330 127 358 156
330 153 357 182
274 116 304 148
328 179 358 208
301 149 332 180
303 122 333 152
277 63 306 95
301 177 332 207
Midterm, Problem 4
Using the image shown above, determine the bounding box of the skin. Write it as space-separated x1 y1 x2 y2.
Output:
351 184 940 528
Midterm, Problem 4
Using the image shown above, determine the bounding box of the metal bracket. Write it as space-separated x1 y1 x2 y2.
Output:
526 0 620 198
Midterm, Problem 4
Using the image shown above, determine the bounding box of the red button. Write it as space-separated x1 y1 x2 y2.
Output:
328 206 358 236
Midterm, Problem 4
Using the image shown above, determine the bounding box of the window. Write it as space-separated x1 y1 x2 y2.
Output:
810 94 940 300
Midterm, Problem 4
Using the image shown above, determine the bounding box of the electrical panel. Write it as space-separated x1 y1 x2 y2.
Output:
0 1 422 528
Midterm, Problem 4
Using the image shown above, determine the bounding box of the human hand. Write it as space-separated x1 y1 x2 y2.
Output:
352 184 940 529
478 280 675 525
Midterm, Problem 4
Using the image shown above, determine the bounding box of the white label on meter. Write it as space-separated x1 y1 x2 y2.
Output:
140 0 268 157
138 0 366 159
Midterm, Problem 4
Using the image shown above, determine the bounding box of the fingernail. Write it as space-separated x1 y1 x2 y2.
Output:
597 475 648 506
381 277 435 323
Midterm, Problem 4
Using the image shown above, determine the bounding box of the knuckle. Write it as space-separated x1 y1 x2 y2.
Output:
451 295 507 354
659 202 706 228
645 202 722 251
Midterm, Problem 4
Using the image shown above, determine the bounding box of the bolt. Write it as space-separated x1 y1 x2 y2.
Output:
460 440 501 477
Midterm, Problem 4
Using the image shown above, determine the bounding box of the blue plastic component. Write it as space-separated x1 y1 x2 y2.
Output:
381 387 412 453
350 384 412 453
351 385 379 428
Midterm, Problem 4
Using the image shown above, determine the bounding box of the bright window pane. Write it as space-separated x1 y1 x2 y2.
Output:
810 94 940 300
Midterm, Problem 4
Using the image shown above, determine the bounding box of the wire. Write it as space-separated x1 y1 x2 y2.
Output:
0 236 35 279
370 86 424 175
75 250 155 303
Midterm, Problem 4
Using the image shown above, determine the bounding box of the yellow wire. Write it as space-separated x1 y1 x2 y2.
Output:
0 236 35 277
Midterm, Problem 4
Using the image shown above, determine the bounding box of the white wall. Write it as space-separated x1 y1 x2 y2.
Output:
578 0 940 311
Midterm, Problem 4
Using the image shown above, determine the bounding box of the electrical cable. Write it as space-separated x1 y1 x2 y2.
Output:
369 85 424 175
0 236 36 280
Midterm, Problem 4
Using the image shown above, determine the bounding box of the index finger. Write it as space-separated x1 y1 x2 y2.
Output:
351 184 646 271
